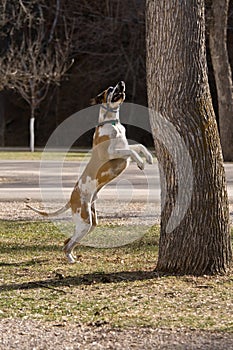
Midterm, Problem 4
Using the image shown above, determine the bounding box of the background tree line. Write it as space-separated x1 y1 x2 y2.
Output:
0 0 232 160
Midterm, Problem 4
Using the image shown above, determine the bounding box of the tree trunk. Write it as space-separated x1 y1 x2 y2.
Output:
0 92 5 147
146 0 232 275
209 0 233 161
29 108 35 152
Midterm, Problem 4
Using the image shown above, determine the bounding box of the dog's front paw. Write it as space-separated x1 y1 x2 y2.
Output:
137 161 145 170
146 153 153 165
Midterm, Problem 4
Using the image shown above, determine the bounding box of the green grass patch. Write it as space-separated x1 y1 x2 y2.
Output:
0 151 90 161
0 220 232 332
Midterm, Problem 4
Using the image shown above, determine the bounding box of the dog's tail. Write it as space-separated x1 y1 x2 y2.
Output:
26 202 71 217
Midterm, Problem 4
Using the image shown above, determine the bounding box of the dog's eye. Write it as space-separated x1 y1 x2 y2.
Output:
108 87 114 94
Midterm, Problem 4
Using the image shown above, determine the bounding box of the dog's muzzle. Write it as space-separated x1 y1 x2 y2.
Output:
112 81 125 102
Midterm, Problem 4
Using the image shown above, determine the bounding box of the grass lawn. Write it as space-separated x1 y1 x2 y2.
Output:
0 151 91 161
0 220 232 332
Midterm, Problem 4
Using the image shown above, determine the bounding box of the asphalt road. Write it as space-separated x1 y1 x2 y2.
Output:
0 160 159 203
0 160 233 204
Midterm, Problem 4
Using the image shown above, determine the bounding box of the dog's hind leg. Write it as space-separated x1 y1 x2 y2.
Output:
63 202 92 263
91 200 98 227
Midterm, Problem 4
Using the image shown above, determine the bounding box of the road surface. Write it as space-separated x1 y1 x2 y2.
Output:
0 160 233 203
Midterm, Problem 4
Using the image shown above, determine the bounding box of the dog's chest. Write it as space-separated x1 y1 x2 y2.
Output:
102 123 125 138
93 123 127 145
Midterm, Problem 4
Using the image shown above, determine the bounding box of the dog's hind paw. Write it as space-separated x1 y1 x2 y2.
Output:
66 253 76 264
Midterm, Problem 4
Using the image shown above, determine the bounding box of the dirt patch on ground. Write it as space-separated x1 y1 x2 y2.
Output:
0 200 161 226
0 319 233 350
0 200 233 226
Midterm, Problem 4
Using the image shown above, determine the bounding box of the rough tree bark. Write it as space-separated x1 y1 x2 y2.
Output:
209 0 233 161
0 92 5 147
146 0 232 275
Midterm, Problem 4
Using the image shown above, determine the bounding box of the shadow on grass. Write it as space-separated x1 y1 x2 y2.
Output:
0 245 61 254
0 259 49 267
0 270 160 293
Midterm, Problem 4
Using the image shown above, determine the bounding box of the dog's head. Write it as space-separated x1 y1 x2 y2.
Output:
91 81 125 109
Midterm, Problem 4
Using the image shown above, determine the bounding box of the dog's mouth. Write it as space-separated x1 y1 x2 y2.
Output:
111 81 125 103
112 91 125 102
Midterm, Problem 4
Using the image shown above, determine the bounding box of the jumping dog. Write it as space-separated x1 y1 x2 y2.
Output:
27 81 153 263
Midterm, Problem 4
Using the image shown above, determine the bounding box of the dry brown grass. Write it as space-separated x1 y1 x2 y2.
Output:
0 220 232 332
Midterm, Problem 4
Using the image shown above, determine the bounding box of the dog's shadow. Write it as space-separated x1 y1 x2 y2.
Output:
0 268 160 293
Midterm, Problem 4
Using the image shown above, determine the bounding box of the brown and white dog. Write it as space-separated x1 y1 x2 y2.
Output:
27 81 153 263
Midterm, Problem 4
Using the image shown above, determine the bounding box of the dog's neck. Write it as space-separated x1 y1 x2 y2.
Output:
98 104 120 125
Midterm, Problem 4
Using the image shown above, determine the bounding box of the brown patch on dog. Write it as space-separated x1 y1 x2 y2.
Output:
90 89 107 105
70 187 81 213
96 159 127 188
81 203 90 221
93 127 110 147
70 187 90 222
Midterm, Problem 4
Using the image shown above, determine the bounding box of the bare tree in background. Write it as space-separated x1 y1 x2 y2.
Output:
69 0 146 102
0 0 73 151
1 0 147 147
208 0 233 161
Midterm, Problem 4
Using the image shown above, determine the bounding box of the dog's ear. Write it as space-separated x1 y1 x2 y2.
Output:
90 90 106 105
90 97 97 105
